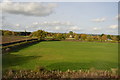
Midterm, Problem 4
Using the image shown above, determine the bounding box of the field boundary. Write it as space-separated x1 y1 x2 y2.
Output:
1 39 38 46
1 39 40 54
2 68 119 79
62 39 119 43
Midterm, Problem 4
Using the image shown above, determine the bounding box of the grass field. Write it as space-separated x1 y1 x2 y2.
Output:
3 41 118 71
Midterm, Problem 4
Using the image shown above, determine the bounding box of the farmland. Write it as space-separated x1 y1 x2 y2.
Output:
0 36 37 44
3 41 118 71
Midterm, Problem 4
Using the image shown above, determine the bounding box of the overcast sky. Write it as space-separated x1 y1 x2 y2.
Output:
1 0 119 35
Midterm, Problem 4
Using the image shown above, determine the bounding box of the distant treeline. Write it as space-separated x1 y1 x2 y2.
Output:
1 30 31 36
1 30 120 42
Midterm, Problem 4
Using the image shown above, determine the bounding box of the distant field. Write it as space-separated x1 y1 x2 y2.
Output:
3 41 118 71
1 36 36 44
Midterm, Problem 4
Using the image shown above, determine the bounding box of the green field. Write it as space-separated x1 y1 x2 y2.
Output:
3 41 118 71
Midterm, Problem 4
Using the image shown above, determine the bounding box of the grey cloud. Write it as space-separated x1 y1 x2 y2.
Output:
92 27 101 31
2 1 57 16
31 21 81 32
109 25 118 29
33 21 74 26
92 18 106 22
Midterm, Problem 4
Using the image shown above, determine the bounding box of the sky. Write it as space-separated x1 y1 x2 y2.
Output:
0 0 119 35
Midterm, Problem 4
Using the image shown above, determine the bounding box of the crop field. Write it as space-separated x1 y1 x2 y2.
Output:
0 36 36 44
3 41 118 71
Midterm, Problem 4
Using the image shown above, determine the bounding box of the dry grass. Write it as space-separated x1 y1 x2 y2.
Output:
2 68 119 79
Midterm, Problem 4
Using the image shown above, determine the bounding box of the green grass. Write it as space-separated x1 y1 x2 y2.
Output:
3 41 118 71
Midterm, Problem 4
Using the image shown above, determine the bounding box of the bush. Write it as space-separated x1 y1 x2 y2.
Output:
80 34 87 40
53 33 66 40
31 30 47 40
74 35 80 40
3 31 12 36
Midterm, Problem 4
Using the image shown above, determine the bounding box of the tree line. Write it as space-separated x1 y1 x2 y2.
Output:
1 30 31 36
1 30 120 42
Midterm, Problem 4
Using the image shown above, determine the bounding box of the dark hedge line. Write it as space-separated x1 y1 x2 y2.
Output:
1 38 38 46
1 40 40 54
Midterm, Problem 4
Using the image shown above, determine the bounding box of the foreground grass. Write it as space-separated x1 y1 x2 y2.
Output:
3 41 118 71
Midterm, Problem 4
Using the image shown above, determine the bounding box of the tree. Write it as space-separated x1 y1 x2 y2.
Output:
12 32 20 36
80 34 87 40
53 33 66 40
66 33 70 38
107 35 112 39
63 33 67 39
92 36 100 41
74 34 80 40
69 31 73 35
86 36 93 41
100 34 104 37
68 31 74 38
101 34 107 41
111 36 118 41
3 30 12 36
116 35 120 41
31 30 47 40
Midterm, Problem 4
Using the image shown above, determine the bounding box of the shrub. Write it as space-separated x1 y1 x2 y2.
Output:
86 36 93 42
31 30 47 40
3 31 12 36
74 34 80 40
53 33 66 40
80 34 87 40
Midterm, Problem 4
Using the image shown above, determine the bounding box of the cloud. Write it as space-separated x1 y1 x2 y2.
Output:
15 24 20 27
109 25 118 29
2 0 57 16
54 26 61 30
68 26 81 31
93 27 101 31
31 21 82 32
33 21 73 26
3 20 82 33
33 22 39 25
2 23 20 30
2 0 12 2
92 18 106 22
